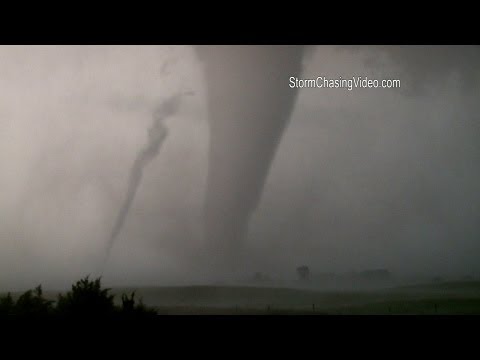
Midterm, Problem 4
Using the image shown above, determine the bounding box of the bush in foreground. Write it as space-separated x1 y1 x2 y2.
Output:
0 276 157 317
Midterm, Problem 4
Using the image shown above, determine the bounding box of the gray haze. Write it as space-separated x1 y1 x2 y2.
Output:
0 45 479 291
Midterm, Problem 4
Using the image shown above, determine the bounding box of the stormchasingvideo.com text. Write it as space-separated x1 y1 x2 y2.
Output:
289 76 401 91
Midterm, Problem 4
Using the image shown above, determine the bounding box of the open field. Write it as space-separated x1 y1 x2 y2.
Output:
110 281 480 315
3 281 480 315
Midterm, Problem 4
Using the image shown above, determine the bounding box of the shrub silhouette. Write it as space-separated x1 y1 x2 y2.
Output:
0 276 157 317
0 285 54 316
12 285 54 316
0 292 14 316
56 276 116 316
121 291 157 318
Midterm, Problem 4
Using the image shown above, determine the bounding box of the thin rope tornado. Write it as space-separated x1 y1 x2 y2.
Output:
102 91 193 272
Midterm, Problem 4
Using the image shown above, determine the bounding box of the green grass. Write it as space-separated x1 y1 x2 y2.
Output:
3 280 480 315
330 298 480 315
106 281 480 315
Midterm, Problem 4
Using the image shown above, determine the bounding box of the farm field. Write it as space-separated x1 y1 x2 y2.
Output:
107 281 480 315
3 280 479 315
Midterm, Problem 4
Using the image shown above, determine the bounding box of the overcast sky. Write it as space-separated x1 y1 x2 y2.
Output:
0 45 478 290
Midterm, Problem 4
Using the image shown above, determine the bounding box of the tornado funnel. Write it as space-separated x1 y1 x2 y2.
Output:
102 91 193 272
196 45 306 272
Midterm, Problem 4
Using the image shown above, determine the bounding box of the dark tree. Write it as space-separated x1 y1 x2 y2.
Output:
13 285 54 316
0 276 158 317
297 266 310 281
56 276 116 316
121 291 157 318
0 292 15 315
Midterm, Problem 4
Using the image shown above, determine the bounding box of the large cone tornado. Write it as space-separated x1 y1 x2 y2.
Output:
196 45 307 271
103 91 192 269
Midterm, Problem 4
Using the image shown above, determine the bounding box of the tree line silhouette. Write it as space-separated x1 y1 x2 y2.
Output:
0 276 157 317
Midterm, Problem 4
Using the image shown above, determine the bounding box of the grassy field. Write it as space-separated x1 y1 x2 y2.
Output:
3 280 480 315
107 281 480 315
